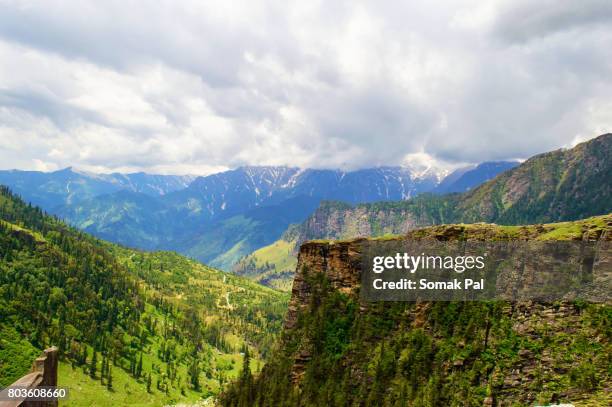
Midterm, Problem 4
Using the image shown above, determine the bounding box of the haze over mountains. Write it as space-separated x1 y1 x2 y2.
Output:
0 162 514 270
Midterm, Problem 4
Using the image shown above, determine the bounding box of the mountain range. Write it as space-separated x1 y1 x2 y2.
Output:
1 134 610 406
236 133 612 289
0 162 515 270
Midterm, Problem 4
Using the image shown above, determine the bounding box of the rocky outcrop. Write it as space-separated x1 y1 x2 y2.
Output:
287 215 611 329
286 239 364 330
280 215 611 405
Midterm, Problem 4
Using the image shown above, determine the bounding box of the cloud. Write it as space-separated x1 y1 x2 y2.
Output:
0 0 610 174
493 0 612 43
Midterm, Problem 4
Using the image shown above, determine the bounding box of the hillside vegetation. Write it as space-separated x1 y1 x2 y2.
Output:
0 186 288 406
222 215 612 406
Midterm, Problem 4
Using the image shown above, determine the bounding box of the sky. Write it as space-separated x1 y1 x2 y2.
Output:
0 0 610 175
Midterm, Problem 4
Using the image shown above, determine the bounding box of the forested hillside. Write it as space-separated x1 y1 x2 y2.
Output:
222 216 612 406
0 186 288 406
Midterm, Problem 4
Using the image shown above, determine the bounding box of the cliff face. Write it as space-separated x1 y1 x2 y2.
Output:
257 215 612 406
288 215 611 329
286 238 364 330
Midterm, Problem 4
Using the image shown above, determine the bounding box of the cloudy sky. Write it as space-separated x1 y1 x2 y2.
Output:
0 0 610 175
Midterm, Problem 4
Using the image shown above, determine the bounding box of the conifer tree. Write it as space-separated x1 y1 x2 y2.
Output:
136 353 143 378
89 351 97 378
107 367 113 390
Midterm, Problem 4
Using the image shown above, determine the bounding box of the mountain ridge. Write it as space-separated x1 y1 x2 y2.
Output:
0 160 525 270
236 133 612 289
0 184 288 405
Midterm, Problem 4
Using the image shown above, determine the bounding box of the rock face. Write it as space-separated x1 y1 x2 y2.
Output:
287 216 611 330
272 215 612 406
286 238 364 330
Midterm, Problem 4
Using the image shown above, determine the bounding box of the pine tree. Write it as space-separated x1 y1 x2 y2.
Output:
80 345 88 366
238 347 253 406
100 357 105 384
189 359 200 391
136 353 143 378
107 367 113 390
146 373 152 393
89 350 98 378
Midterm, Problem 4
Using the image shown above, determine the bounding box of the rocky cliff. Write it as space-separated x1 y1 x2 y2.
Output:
222 215 612 406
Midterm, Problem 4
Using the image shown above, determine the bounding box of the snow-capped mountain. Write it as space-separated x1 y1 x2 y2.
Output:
0 162 516 269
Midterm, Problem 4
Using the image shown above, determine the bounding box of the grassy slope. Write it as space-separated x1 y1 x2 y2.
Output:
56 247 289 406
233 239 297 291
0 219 286 405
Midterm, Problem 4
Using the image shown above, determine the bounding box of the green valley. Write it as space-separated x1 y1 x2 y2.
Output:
0 186 289 406
233 238 298 291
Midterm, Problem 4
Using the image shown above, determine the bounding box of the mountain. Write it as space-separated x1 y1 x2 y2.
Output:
221 215 612 406
240 134 612 289
4 165 450 267
432 161 519 194
0 161 521 272
55 189 173 250
0 167 195 209
175 195 322 271
162 165 446 224
0 185 288 405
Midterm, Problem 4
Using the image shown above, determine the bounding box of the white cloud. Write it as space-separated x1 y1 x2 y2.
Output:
0 0 610 174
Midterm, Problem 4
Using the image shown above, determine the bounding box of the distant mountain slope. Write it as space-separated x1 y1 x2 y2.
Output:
433 161 519 194
0 156 540 272
233 225 300 291
0 185 288 404
297 133 612 240
243 134 612 289
456 134 612 224
0 167 195 209
54 190 173 250
177 195 321 270
162 165 446 225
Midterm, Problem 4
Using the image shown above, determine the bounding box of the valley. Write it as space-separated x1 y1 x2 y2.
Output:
0 186 288 406
1 134 611 406
3 2 611 405
239 133 612 289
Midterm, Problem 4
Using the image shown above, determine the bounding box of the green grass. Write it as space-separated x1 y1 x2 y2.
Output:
233 239 298 291
59 360 209 407
251 239 296 271
0 326 40 387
